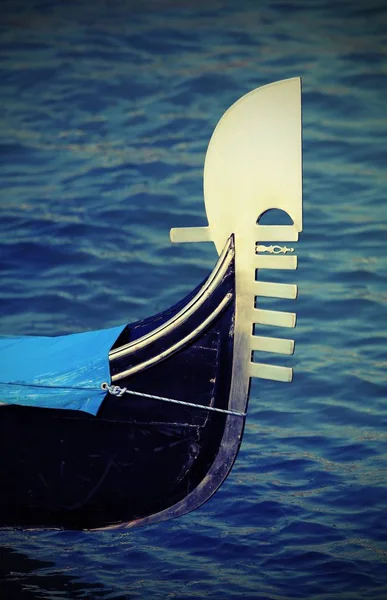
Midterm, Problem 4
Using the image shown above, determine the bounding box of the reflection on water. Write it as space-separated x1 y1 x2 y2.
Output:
1 545 107 599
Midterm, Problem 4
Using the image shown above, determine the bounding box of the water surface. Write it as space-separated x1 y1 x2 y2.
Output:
1 1 387 598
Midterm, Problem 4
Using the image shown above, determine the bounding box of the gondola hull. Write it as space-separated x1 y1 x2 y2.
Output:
0 240 243 530
0 77 303 530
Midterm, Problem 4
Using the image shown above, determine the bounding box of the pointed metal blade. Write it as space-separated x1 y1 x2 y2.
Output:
203 77 302 254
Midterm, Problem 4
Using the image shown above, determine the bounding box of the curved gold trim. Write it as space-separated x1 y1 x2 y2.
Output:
111 293 232 382
109 237 233 362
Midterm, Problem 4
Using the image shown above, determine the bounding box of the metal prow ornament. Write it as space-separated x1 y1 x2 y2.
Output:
171 77 303 414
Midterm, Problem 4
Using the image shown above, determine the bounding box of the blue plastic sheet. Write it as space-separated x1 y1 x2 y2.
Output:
0 325 124 415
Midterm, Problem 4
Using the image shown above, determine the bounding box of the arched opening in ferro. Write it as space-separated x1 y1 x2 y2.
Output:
257 209 294 226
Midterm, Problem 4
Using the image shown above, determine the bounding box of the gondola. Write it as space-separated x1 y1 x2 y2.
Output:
0 78 303 531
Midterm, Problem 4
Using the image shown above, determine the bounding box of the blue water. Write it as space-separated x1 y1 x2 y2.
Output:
1 0 387 598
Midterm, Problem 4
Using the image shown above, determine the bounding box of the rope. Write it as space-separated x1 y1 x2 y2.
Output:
101 382 246 418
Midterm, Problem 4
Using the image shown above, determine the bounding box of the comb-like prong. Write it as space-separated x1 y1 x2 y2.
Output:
253 308 296 328
250 335 294 355
255 255 298 270
249 362 293 382
254 281 298 299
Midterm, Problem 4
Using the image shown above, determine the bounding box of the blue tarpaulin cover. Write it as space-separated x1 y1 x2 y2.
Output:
0 325 124 415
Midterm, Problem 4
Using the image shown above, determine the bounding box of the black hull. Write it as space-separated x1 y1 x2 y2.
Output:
0 238 246 530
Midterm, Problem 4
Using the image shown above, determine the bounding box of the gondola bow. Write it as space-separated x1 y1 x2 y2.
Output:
0 77 303 530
